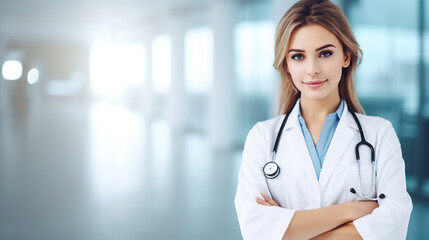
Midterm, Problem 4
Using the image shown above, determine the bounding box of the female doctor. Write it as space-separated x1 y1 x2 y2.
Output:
234 0 412 239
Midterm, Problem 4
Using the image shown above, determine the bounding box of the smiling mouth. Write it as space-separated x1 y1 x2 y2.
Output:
303 79 328 88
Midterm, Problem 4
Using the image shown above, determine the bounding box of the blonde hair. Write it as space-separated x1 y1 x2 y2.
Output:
273 0 364 115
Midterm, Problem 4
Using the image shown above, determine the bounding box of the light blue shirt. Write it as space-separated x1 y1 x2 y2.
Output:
297 100 344 180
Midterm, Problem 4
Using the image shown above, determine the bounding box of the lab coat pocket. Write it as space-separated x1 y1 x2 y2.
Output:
345 163 377 202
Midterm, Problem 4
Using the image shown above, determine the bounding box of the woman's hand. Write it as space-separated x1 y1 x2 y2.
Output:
256 192 279 206
347 201 379 221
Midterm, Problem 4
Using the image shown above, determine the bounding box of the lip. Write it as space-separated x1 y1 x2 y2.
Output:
303 80 327 88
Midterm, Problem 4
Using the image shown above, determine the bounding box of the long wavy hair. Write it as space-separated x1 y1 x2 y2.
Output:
273 0 364 115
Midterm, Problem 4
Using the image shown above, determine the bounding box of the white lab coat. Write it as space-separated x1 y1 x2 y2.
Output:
234 100 412 240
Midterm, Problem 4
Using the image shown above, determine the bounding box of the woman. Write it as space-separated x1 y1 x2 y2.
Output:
234 0 413 239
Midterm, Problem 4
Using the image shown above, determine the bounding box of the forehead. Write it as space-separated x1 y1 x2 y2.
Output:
288 24 341 50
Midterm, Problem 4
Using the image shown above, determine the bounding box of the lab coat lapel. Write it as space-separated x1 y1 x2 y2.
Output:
319 103 356 191
279 100 320 184
290 126 320 185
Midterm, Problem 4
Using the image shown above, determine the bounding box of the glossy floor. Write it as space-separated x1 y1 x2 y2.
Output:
0 100 427 239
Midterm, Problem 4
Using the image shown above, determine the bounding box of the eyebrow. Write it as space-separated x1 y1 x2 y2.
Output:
288 44 336 53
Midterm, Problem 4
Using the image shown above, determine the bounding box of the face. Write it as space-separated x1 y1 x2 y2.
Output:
286 24 350 101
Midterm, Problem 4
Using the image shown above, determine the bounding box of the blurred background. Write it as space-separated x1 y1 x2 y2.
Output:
0 0 428 239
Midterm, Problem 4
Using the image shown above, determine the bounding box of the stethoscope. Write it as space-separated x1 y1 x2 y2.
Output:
263 107 386 200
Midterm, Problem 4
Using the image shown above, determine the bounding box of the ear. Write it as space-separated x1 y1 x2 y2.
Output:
343 52 351 68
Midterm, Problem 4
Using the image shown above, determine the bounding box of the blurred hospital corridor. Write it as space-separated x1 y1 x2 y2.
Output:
0 99 243 239
1 0 429 239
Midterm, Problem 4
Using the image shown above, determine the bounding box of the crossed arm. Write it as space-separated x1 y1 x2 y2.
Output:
256 193 378 240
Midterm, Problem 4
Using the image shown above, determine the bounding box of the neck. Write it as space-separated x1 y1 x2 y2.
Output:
300 92 341 122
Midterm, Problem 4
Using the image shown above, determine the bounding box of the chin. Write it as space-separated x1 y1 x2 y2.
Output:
301 92 331 101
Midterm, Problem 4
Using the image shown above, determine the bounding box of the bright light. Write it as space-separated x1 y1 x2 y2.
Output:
90 44 145 97
152 35 171 94
2 60 23 80
235 21 275 94
185 27 213 93
27 68 39 84
90 102 145 199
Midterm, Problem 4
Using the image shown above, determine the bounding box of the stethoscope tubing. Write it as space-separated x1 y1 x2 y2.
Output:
264 105 385 200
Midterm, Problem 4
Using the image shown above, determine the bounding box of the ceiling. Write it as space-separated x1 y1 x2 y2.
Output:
0 0 219 45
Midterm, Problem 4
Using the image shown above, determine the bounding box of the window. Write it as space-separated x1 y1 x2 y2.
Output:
185 27 213 93
90 44 145 98
152 35 172 94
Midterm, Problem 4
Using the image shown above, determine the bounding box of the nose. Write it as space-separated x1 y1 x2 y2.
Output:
306 59 320 76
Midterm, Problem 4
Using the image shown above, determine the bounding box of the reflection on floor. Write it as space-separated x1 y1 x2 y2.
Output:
0 100 427 239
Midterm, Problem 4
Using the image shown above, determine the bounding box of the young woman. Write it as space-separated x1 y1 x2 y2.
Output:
234 0 412 239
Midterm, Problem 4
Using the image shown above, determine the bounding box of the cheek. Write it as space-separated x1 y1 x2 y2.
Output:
325 59 344 81
288 69 304 89
287 63 305 81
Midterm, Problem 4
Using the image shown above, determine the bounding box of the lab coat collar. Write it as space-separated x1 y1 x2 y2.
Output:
275 99 360 133
273 99 360 191
274 99 301 132
344 102 360 131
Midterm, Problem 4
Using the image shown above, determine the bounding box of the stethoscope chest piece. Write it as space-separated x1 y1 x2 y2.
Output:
263 105 386 199
263 162 280 179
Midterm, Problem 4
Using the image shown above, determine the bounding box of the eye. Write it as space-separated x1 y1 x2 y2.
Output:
320 50 333 58
291 54 304 61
